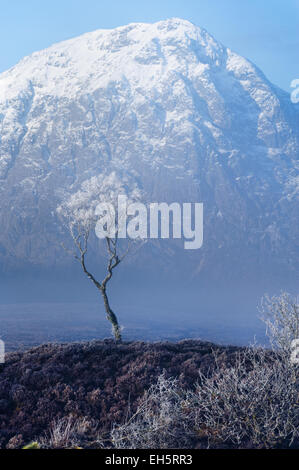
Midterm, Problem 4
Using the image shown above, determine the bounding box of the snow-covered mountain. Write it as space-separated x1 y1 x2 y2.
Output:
0 18 298 282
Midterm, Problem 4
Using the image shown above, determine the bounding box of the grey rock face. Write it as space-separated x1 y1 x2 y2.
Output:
0 18 298 281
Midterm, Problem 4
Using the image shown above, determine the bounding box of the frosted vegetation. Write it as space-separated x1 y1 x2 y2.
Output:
33 293 298 449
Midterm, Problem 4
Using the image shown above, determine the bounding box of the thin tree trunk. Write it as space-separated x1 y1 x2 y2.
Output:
100 287 122 342
79 242 122 342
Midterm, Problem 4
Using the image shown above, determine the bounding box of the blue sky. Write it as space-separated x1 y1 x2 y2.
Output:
0 0 298 91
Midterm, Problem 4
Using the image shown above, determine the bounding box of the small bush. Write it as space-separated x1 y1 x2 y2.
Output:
193 348 298 448
111 373 196 449
260 292 299 354
111 348 298 449
39 416 98 449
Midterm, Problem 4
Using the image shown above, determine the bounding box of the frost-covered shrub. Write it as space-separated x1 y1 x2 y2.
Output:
111 374 196 449
40 415 98 449
193 348 298 448
111 348 298 449
260 292 299 354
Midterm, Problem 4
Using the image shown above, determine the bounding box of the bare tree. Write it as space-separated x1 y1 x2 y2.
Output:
57 172 143 342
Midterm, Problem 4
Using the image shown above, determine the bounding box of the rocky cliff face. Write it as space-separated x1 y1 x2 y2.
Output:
0 18 298 282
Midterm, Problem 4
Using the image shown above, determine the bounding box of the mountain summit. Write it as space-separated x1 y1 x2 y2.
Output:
0 18 298 282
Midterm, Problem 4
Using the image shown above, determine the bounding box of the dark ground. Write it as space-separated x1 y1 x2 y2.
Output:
0 339 241 449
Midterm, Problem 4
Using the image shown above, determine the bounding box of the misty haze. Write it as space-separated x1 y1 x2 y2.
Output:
0 1 299 451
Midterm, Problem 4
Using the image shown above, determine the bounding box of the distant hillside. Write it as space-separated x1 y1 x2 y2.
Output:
0 18 298 283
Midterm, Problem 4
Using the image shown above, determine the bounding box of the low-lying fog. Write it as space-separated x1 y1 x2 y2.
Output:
1 267 293 351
